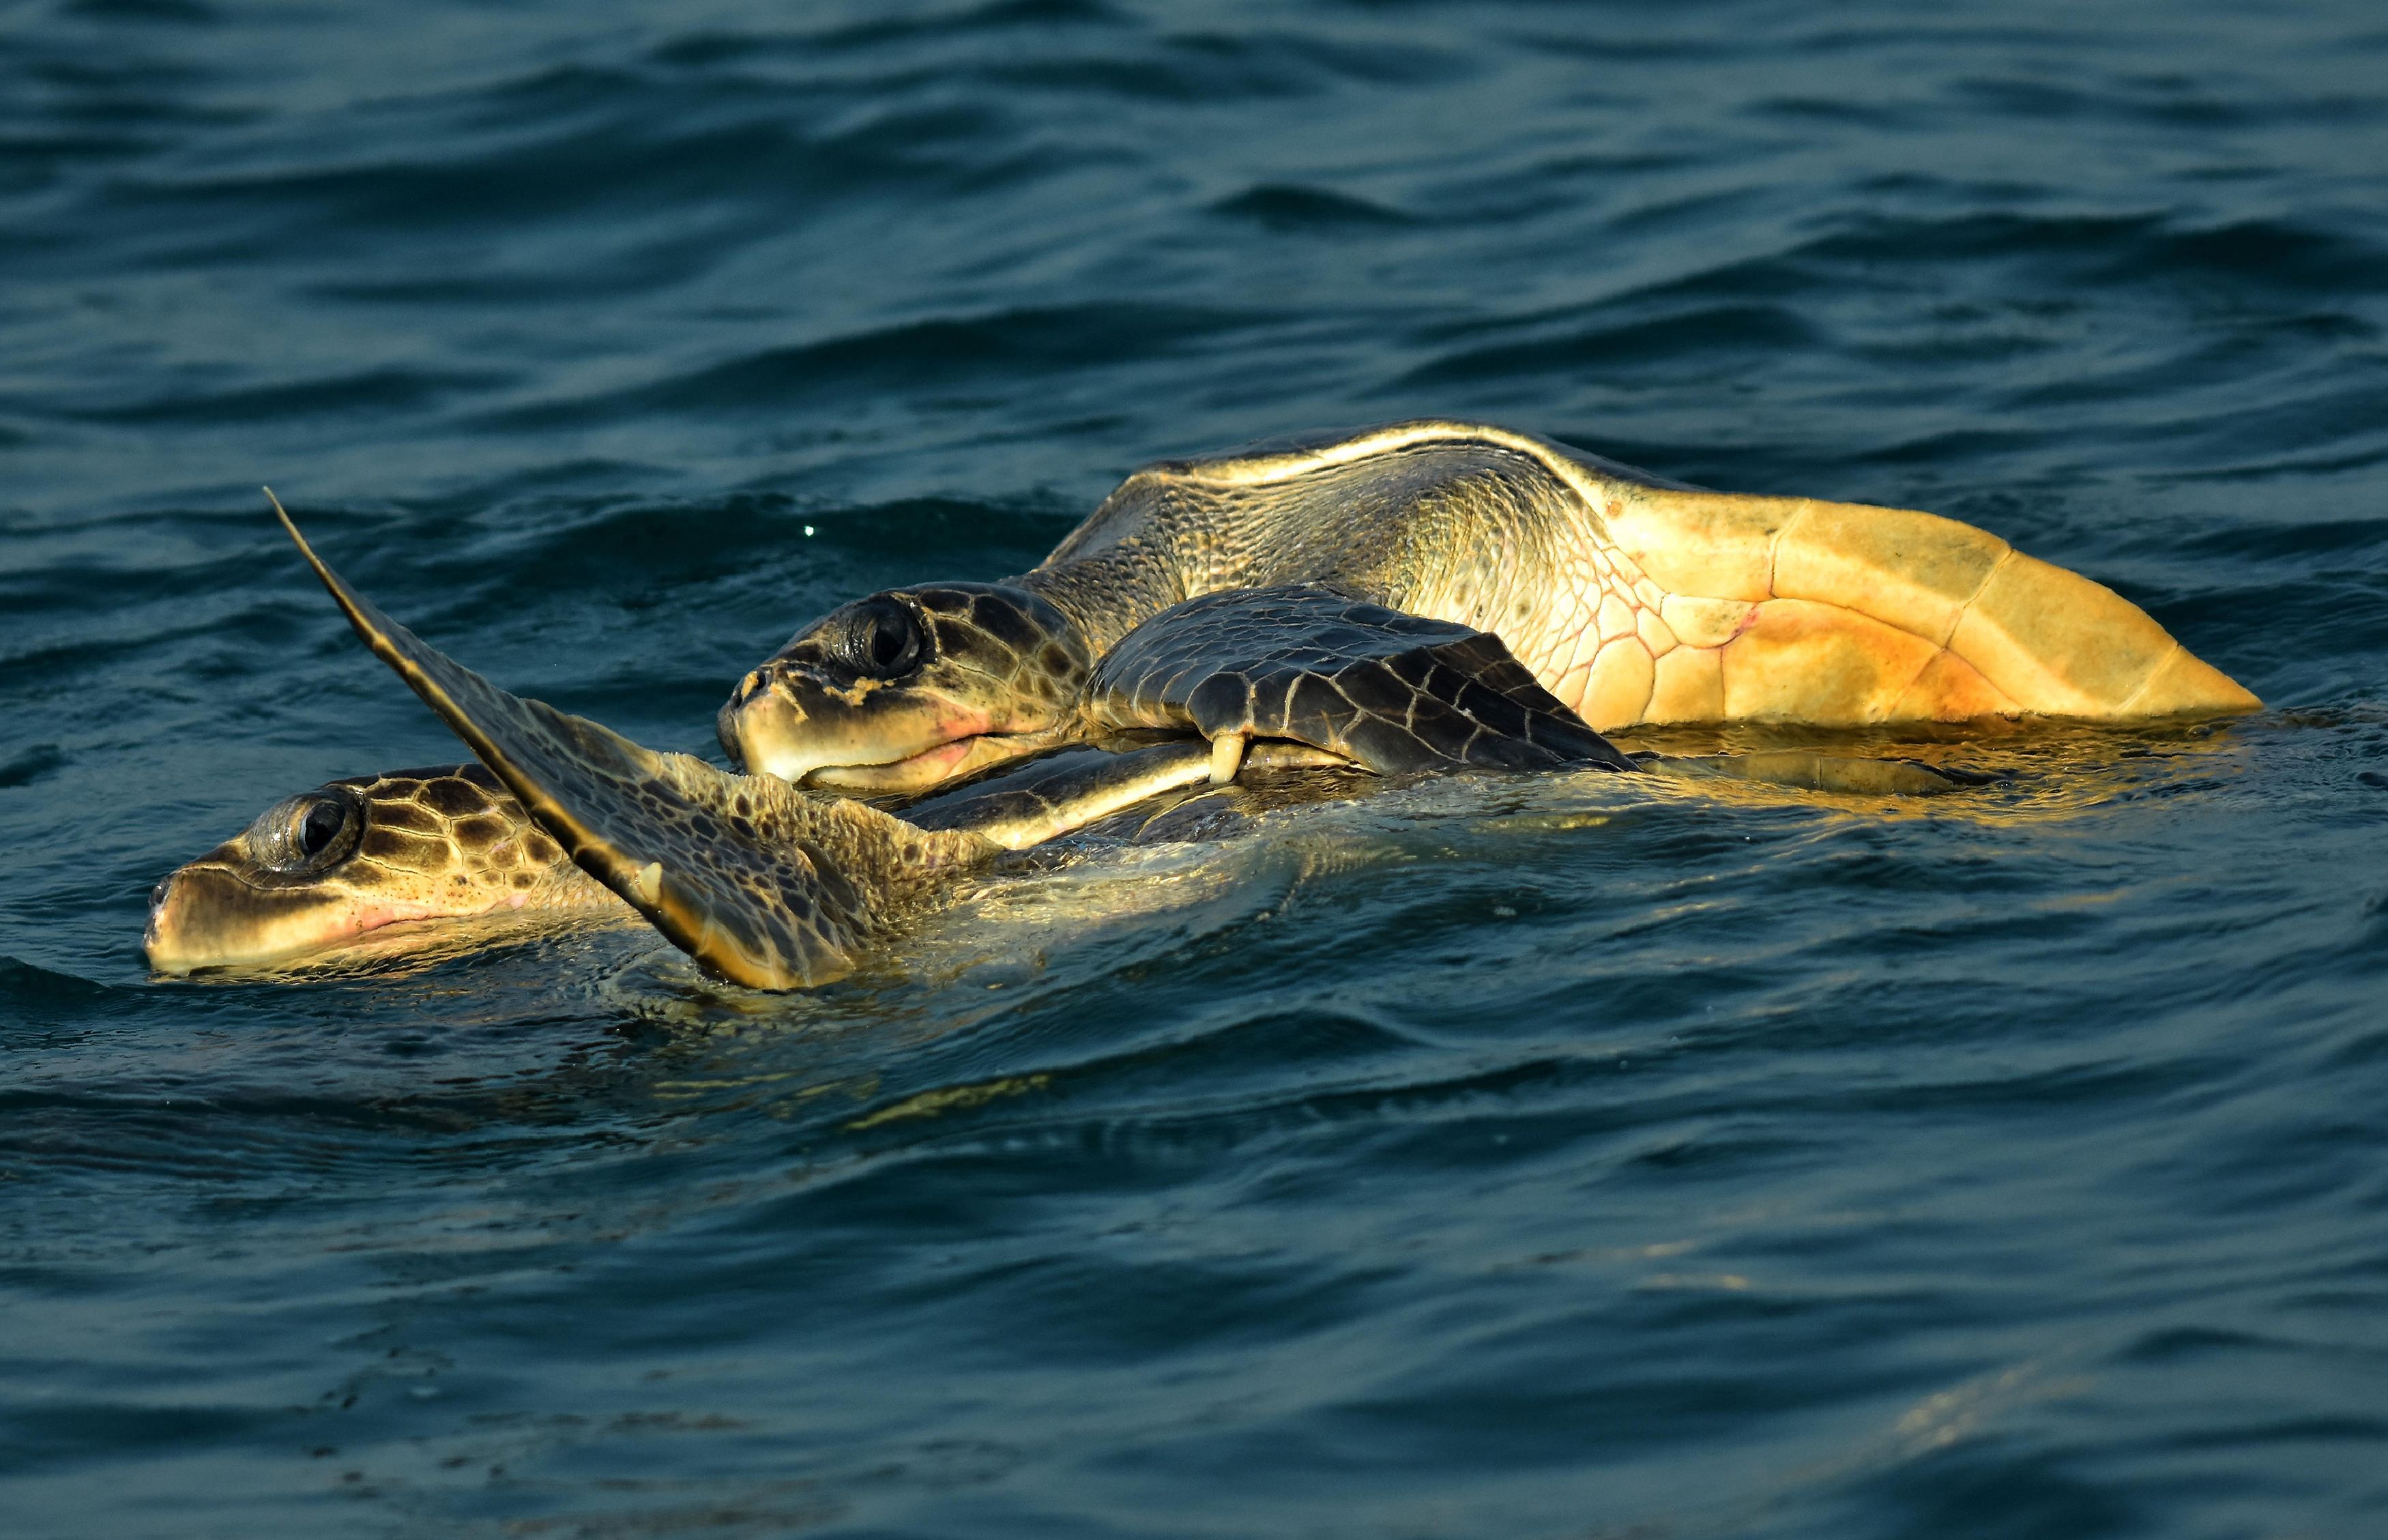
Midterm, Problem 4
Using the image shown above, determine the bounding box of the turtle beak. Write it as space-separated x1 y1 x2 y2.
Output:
717 666 834 782
716 669 767 773
144 862 354 974
717 661 988 787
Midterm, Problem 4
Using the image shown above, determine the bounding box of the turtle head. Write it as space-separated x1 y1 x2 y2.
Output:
144 766 608 974
718 582 1093 795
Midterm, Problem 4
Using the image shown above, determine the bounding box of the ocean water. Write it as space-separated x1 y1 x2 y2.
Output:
5 1 2387 1534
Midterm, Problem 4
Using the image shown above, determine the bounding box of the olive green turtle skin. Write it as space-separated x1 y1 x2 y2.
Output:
1081 586 1637 776
158 414 2218 990
157 502 1977 984
720 582 1096 794
143 736 1370 979
144 764 623 974
163 503 1377 985
149 728 1975 980
164 499 1610 983
720 420 2258 793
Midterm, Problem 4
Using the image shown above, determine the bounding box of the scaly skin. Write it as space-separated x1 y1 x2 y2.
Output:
158 482 2041 986
149 744 1247 980
145 765 623 974
723 420 2257 789
1024 421 2258 725
717 583 1094 794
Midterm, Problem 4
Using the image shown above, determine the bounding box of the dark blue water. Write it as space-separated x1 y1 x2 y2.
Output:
7 1 2388 1533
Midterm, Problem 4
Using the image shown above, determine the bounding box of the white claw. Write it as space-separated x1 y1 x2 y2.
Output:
633 861 664 905
1208 731 1249 787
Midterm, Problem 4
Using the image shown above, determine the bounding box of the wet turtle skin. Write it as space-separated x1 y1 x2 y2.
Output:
156 420 2256 991
145 764 619 974
720 421 2258 794
1082 586 1637 775
144 739 1348 978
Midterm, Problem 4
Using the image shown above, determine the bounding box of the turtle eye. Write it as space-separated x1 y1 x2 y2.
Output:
299 797 348 858
835 597 923 679
248 790 360 874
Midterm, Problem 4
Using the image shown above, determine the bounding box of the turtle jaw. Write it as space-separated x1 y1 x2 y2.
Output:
803 729 1062 794
723 580 1096 795
143 860 429 974
716 665 1046 792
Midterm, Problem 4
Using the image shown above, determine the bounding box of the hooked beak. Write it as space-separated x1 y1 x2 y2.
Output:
716 666 860 782
716 663 1013 790
144 864 358 974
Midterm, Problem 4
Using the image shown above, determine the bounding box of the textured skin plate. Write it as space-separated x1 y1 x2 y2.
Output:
271 497 995 991
1081 586 1640 774
1024 420 2260 732
144 763 622 974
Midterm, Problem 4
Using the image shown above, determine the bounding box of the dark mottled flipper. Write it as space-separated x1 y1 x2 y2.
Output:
269 495 994 989
1084 586 1638 774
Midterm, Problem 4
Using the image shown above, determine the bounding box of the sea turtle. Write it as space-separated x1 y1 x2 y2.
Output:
146 733 1978 979
141 741 1353 978
147 499 1972 985
718 420 2256 796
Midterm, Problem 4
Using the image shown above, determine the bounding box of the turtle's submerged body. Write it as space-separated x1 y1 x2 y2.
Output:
147 422 2256 988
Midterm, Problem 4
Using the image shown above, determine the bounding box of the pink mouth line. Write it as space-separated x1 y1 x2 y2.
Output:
804 733 985 788
802 728 1054 792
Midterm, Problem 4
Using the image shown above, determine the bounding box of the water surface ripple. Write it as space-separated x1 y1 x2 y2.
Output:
3 1 2387 1535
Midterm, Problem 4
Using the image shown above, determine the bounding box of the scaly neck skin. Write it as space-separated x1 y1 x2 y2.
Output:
1011 549 1188 663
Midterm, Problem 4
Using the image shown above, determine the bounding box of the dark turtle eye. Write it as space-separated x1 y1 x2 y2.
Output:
299 797 348 858
834 596 923 679
248 789 360 875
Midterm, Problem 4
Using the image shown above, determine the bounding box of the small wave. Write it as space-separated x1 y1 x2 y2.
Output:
1398 304 1818 386
0 956 114 1016
492 302 1268 423
59 0 217 22
63 366 506 427
0 744 65 789
1211 183 1416 231
1796 210 2388 295
811 0 1131 55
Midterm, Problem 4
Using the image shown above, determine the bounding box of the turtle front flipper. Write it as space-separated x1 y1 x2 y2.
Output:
1082 586 1639 777
269 496 994 990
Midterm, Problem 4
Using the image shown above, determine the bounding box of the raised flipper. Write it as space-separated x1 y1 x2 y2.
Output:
268 495 995 990
1081 586 1639 776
